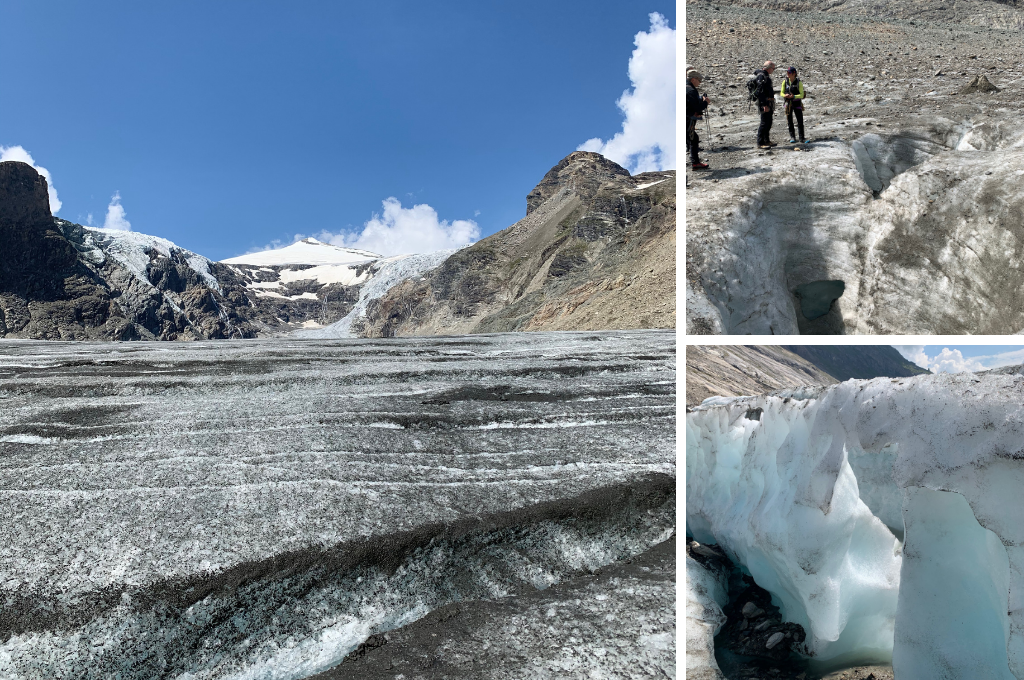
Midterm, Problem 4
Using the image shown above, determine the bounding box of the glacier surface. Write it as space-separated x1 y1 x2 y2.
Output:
0 330 675 679
686 370 1024 678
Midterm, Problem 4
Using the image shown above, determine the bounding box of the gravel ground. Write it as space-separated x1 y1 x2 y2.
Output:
684 1 1024 184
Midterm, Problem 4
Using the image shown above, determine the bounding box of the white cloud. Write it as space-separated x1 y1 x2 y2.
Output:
102 191 131 231
315 197 478 257
893 345 932 370
925 348 985 374
577 12 675 173
0 145 62 214
892 345 1022 374
973 347 1024 370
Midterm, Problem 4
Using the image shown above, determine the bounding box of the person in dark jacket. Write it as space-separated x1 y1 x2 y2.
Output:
685 63 694 156
781 66 806 143
753 61 777 148
686 70 710 170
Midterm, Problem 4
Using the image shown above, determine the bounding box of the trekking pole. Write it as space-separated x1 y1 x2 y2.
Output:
705 116 714 152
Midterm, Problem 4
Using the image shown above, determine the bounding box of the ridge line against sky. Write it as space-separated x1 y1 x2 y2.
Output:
894 345 1024 373
0 3 674 260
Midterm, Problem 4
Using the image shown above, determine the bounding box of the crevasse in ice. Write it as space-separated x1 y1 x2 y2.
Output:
686 371 1024 679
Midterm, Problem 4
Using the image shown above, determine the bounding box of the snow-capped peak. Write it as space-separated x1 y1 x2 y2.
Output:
221 239 380 266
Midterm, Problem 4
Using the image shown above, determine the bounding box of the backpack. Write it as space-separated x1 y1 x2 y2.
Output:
747 70 769 110
746 73 760 103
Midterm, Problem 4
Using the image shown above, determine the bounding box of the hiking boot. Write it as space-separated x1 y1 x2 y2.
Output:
758 144 773 149
692 162 710 170
788 138 796 143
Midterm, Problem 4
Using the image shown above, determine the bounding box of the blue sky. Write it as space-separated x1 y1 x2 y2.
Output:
0 1 675 261
894 345 1024 373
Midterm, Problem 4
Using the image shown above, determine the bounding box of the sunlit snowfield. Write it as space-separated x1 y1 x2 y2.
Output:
0 330 675 679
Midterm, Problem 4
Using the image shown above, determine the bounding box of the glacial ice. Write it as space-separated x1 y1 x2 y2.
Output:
301 249 455 338
686 555 728 680
686 114 1024 334
0 330 675 679
686 370 1024 677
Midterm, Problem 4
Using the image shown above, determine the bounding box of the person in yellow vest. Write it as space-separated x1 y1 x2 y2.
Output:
782 66 806 144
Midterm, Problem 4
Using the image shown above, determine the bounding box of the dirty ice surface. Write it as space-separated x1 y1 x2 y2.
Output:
0 330 675 679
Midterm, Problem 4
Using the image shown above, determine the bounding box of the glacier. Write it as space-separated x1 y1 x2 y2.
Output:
686 551 728 680
0 330 675 679
300 249 455 339
686 370 1024 678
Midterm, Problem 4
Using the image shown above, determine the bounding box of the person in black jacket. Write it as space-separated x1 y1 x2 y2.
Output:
753 61 777 148
686 70 710 170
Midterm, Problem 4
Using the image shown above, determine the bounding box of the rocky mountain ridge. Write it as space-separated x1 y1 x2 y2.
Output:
0 161 378 341
2 150 676 341
354 151 676 337
685 344 931 406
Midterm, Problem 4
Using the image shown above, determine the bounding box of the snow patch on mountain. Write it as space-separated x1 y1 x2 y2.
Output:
83 227 221 292
221 238 379 266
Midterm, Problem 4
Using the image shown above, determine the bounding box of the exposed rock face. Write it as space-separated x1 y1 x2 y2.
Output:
358 151 676 337
0 161 375 340
0 162 126 339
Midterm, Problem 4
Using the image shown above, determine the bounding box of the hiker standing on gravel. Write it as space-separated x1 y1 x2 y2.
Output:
782 66 806 143
752 61 777 148
686 63 695 157
686 70 710 170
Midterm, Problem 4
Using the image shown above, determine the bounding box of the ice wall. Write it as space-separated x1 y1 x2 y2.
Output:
686 393 901 663
686 371 1024 677
686 554 728 680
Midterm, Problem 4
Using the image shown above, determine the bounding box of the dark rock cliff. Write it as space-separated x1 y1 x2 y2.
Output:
0 162 126 339
0 161 361 340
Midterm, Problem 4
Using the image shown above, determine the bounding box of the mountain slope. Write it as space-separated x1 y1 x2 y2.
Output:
685 345 839 406
0 162 143 340
355 152 676 337
782 345 931 382
686 0 1024 29
0 160 448 340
